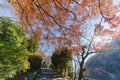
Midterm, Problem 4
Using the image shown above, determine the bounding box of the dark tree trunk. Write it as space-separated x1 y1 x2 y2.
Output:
78 60 84 80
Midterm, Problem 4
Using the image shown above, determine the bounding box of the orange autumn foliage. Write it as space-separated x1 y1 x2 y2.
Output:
54 47 72 59
9 0 120 52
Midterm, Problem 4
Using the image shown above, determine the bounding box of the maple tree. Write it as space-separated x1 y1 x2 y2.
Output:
9 0 120 80
9 0 120 50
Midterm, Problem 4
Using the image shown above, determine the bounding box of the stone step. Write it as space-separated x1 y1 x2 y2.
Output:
35 68 64 80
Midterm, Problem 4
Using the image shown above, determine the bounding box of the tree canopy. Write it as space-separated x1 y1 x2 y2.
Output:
9 0 120 51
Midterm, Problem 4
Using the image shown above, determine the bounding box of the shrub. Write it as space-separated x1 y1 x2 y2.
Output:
28 54 42 71
51 47 73 79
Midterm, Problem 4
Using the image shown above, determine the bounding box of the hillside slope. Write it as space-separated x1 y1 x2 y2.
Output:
84 40 120 80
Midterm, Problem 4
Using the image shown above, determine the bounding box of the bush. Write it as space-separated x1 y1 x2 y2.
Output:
28 54 42 71
51 47 73 79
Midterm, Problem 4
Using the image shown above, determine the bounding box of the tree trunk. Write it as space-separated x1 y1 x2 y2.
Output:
78 69 83 80
78 60 84 80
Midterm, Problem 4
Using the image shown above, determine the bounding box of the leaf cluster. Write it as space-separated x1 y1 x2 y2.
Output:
28 53 43 71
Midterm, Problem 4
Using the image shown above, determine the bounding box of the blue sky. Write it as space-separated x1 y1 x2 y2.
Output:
0 0 12 17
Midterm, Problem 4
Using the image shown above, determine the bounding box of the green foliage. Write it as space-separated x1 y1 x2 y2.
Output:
51 47 73 78
0 17 29 79
28 54 42 71
27 39 38 53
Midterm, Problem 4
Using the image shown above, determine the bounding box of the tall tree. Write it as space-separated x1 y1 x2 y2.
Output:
0 17 29 79
73 39 97 80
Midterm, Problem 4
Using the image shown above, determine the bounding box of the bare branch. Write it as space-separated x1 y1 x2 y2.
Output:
72 0 80 5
